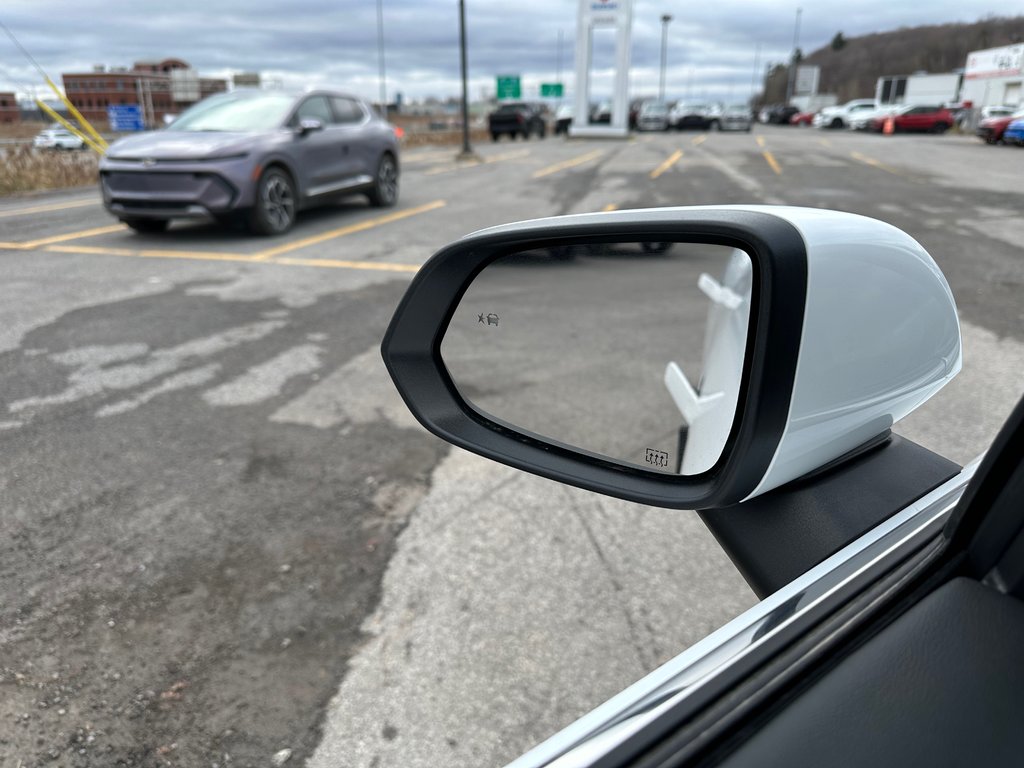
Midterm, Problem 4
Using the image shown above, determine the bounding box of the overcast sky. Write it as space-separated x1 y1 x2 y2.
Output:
0 1 1011 103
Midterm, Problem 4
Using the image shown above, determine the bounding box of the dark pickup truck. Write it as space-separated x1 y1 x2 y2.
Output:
489 103 546 141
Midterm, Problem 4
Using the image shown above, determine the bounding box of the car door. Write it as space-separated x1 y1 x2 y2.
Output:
289 94 347 196
329 96 376 187
900 106 930 130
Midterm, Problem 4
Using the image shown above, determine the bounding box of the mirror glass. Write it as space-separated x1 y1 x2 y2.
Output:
440 241 753 475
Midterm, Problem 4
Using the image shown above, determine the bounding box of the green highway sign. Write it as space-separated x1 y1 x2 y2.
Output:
496 75 521 100
540 83 564 98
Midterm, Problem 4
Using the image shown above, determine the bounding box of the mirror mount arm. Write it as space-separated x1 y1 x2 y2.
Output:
699 434 960 599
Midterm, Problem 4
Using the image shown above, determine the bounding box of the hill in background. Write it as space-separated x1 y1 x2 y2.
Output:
760 15 1024 104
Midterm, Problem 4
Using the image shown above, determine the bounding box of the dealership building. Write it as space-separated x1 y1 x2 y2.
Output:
62 58 227 129
960 43 1023 108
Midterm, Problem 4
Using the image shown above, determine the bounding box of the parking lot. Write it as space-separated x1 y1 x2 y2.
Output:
2 126 1024 767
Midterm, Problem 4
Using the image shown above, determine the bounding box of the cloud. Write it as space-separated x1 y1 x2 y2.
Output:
0 0 1010 102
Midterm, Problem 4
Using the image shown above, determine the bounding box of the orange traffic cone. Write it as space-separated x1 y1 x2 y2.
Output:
883 116 895 135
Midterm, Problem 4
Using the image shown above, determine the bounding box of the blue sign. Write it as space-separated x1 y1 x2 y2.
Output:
107 104 145 132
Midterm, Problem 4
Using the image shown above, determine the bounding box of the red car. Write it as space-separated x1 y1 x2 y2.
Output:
789 111 815 126
869 105 954 133
976 110 1024 144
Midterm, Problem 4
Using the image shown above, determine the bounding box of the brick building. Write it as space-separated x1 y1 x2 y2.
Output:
62 58 227 129
0 92 19 124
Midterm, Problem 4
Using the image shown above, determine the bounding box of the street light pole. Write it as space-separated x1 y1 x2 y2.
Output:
458 0 473 157
659 14 672 101
376 0 387 111
785 7 802 104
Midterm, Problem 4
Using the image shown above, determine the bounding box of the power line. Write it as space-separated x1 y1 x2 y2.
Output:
0 18 49 81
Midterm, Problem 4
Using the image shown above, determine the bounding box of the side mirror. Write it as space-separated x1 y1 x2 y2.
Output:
382 207 960 509
297 117 324 135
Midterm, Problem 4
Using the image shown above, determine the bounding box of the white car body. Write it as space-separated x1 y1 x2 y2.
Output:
33 128 85 150
848 104 901 131
636 101 670 131
717 105 753 132
812 99 877 129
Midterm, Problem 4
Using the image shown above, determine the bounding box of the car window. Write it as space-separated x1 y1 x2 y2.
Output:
330 97 365 125
294 95 333 125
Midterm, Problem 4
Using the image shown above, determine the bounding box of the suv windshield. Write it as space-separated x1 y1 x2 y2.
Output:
167 91 295 132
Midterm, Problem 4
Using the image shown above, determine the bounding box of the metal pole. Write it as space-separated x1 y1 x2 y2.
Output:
458 0 472 156
376 0 387 111
751 42 761 101
785 7 802 103
659 14 672 101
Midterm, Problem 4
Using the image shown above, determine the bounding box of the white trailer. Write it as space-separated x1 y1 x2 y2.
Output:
876 72 962 106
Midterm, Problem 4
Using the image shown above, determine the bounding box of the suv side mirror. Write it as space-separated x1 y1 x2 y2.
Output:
297 117 324 135
382 206 960 509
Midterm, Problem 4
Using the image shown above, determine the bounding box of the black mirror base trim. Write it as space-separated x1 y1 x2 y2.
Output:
700 434 961 598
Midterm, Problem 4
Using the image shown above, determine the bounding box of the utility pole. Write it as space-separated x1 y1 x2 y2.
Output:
785 7 802 104
376 0 387 111
458 0 473 158
751 42 761 102
659 14 672 101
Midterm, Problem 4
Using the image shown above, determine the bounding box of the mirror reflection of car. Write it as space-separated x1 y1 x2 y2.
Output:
590 100 613 124
97 89 401 235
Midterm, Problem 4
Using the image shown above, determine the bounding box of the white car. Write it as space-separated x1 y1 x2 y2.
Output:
33 126 85 150
717 104 753 132
848 104 901 131
813 99 877 129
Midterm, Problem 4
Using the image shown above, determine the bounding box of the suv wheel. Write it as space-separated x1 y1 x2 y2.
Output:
248 167 296 235
367 153 399 207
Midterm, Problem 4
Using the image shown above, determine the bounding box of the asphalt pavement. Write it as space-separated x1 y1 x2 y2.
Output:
1 125 1023 768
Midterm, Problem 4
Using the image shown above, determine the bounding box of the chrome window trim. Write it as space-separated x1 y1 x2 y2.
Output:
506 459 982 768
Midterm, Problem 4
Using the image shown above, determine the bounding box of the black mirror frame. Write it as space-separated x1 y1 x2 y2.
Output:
382 209 808 509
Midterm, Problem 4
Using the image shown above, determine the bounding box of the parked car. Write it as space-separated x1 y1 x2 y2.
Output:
670 102 714 130
980 104 1017 119
848 104 901 131
1003 118 1024 145
33 126 85 150
789 111 815 126
636 100 670 131
489 102 546 141
553 104 573 135
758 104 800 125
717 103 753 132
590 100 612 124
976 109 1024 144
868 104 954 133
813 98 877 128
98 89 401 235
384 205 1024 768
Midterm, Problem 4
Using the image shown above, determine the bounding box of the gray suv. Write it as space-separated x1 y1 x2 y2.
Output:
99 89 400 235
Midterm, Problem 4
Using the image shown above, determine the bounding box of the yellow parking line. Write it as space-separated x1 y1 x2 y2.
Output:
532 149 604 179
8 224 125 250
251 200 446 260
691 135 707 146
818 138 833 148
850 151 906 177
755 136 767 148
762 151 783 175
650 149 683 179
423 149 530 175
0 197 100 218
42 243 420 273
270 257 419 272
46 244 258 262
602 203 618 212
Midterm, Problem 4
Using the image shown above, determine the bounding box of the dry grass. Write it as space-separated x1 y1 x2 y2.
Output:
0 122 48 139
0 145 99 196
